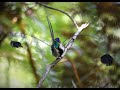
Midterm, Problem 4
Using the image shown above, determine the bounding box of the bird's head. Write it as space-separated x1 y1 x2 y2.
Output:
55 38 61 43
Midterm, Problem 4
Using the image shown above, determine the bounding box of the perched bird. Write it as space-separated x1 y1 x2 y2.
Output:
100 53 113 66
10 41 23 48
47 16 64 57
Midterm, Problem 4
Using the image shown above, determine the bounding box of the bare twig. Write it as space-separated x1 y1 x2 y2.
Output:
36 2 79 29
67 58 84 88
36 2 90 88
72 80 77 88
18 21 40 85
25 42 40 84
37 23 89 88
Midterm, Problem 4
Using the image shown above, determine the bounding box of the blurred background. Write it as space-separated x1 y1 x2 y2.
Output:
0 2 120 88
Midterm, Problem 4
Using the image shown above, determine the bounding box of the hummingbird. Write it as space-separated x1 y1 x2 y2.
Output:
47 16 64 58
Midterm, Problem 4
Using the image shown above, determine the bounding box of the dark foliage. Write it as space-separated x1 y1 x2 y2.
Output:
100 53 113 66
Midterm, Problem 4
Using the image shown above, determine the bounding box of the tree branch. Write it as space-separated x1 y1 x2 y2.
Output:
25 42 40 84
67 58 84 88
36 2 90 88
37 23 89 88
19 21 40 85
36 2 79 29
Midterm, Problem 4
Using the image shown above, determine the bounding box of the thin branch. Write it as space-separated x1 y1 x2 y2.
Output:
72 80 77 88
36 2 79 29
25 42 40 84
37 23 89 88
36 2 90 88
18 21 40 85
67 58 84 88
